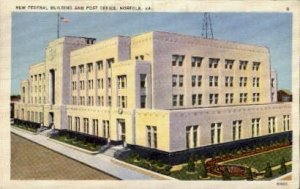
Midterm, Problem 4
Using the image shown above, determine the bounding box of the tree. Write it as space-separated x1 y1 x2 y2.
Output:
264 162 273 178
187 155 196 172
246 167 253 181
222 167 231 180
199 161 208 178
279 157 287 174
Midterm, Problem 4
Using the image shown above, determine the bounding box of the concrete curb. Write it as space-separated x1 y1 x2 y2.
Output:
111 158 177 180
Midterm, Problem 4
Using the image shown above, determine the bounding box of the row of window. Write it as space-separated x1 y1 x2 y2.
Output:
16 111 44 123
172 55 261 71
173 92 261 106
172 75 260 88
71 58 115 75
186 115 290 149
67 116 110 138
30 96 46 104
30 85 46 93
30 73 46 82
72 95 112 107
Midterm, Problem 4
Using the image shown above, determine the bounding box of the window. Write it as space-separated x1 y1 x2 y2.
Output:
179 95 184 106
225 59 234 69
88 96 94 106
191 75 196 87
140 74 147 88
72 96 77 105
251 118 260 137
239 61 248 70
209 58 219 68
186 125 199 149
209 76 218 87
79 64 85 73
252 62 260 71
172 95 177 106
239 77 247 87
225 76 233 87
140 95 146 108
80 80 85 90
108 78 111 88
211 123 222 144
253 77 260 87
209 94 219 104
239 93 247 103
179 75 184 87
252 93 260 102
75 117 80 132
68 116 72 130
192 94 202 106
87 63 93 73
96 60 103 70
268 117 276 134
283 115 290 131
117 75 127 89
92 119 99 136
225 93 234 104
172 75 177 87
146 126 158 148
103 120 110 138
172 55 185 66
88 80 94 90
107 58 114 68
191 56 203 67
271 78 275 88
108 96 111 106
71 66 76 75
232 120 242 140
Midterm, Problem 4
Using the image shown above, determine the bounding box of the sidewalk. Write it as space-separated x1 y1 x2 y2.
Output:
11 127 160 180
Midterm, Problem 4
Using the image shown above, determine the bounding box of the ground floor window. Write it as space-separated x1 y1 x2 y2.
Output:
268 116 276 134
211 123 222 144
92 119 98 136
232 120 242 141
68 116 72 130
146 125 157 149
283 115 290 131
75 117 80 132
103 120 110 138
251 118 260 137
83 118 89 134
186 125 200 149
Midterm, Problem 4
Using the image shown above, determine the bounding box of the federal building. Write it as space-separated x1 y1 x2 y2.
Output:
14 31 291 160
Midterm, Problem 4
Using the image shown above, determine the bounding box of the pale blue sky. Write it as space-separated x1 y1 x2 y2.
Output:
12 12 292 95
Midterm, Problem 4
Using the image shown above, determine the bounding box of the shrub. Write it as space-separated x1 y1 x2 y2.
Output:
199 162 208 178
246 167 253 181
264 162 273 178
279 157 287 175
187 156 196 172
222 167 231 180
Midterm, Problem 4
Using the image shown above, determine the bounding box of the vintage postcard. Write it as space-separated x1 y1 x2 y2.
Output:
0 0 299 189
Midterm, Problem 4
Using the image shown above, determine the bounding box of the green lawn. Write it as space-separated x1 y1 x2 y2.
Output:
223 147 292 171
53 135 100 152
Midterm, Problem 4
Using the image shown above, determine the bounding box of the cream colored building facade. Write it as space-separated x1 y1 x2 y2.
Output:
15 31 291 153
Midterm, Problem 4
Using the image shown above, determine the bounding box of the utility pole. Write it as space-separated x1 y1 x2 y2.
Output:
202 13 214 39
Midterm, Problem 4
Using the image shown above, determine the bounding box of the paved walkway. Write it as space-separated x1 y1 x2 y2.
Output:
11 128 157 180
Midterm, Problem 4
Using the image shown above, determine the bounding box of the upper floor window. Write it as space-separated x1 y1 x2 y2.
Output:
140 74 147 88
225 76 234 87
191 56 203 67
239 93 247 103
107 58 114 68
79 64 85 73
209 58 219 68
209 76 218 87
172 75 177 87
96 60 103 70
179 75 184 87
117 75 127 89
225 59 234 69
239 77 247 87
71 66 76 75
252 93 260 102
253 77 260 87
252 62 261 71
209 93 219 104
172 55 185 66
225 93 234 104
87 63 93 72
239 60 248 70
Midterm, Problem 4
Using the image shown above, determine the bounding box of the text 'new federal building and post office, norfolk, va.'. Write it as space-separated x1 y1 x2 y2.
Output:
14 31 291 162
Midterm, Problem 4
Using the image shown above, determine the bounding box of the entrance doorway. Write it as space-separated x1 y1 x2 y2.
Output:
117 119 126 145
49 112 54 129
